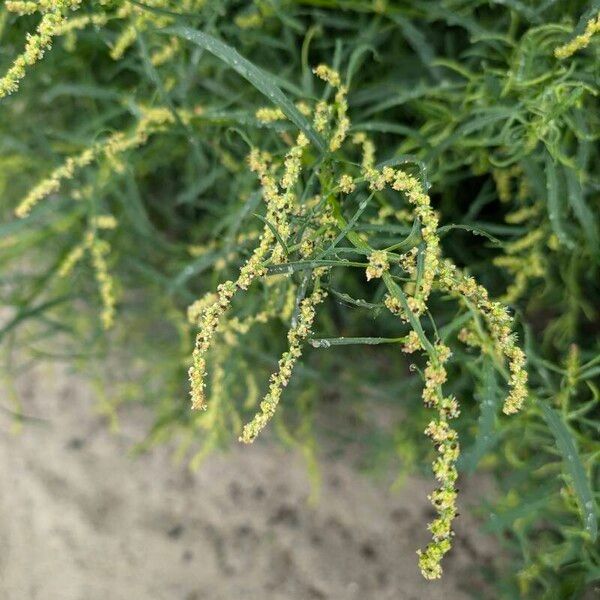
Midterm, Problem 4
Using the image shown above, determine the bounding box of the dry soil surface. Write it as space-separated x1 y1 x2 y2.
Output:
0 363 497 600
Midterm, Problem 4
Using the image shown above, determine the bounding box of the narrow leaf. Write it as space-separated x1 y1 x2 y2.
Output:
545 151 575 249
165 27 326 152
309 336 403 348
459 362 502 473
540 403 598 541
564 167 599 256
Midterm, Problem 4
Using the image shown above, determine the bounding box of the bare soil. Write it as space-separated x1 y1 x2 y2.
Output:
0 363 497 600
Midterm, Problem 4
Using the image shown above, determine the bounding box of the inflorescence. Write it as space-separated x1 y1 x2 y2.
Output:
184 64 528 580
555 12 600 59
1 0 83 98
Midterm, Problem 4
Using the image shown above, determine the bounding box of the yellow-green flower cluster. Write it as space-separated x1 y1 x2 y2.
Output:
109 1 175 61
186 66 356 428
555 12 600 59
0 0 82 98
255 106 286 122
92 214 118 230
53 13 109 38
391 170 440 314
176 62 531 582
151 37 180 67
281 132 309 190
338 174 355 194
360 165 439 315
402 330 422 353
405 341 460 580
493 203 546 302
235 154 276 290
189 280 237 410
419 417 460 579
352 132 375 170
330 85 349 151
90 235 116 330
368 161 527 577
494 252 544 303
255 101 311 123
457 325 481 349
187 291 218 327
438 260 527 414
15 148 95 218
492 166 521 203
58 236 90 278
239 286 326 443
312 64 341 87
312 65 349 151
366 250 389 281
234 9 263 29
313 100 332 133
58 225 117 330
384 294 404 319
5 1 42 15
57 213 118 279
15 107 175 218
188 132 310 410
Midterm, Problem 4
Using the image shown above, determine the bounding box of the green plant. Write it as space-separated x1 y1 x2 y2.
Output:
1 0 598 595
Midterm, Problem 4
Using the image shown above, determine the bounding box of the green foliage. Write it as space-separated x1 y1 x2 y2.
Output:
1 0 599 596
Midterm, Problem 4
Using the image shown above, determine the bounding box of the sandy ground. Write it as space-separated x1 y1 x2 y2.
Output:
0 363 498 600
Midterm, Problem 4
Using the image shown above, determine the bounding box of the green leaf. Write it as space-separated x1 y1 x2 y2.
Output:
165 27 326 152
345 44 378 87
326 287 381 310
383 219 422 253
438 311 472 340
309 336 403 348
564 167 599 257
540 403 598 541
389 15 440 80
0 295 73 342
267 259 366 275
459 362 502 474
438 223 503 247
545 151 575 249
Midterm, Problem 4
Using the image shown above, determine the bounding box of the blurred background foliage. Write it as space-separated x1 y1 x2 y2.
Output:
0 0 599 597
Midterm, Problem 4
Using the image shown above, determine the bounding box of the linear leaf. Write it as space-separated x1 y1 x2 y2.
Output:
540 403 598 541
564 167 599 256
459 362 502 474
267 259 366 275
545 151 575 249
309 336 403 348
165 27 326 152
438 223 503 247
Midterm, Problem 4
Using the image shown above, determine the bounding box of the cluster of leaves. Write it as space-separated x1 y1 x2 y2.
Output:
0 0 598 596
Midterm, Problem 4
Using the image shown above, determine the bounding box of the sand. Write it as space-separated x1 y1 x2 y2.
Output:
0 363 497 600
